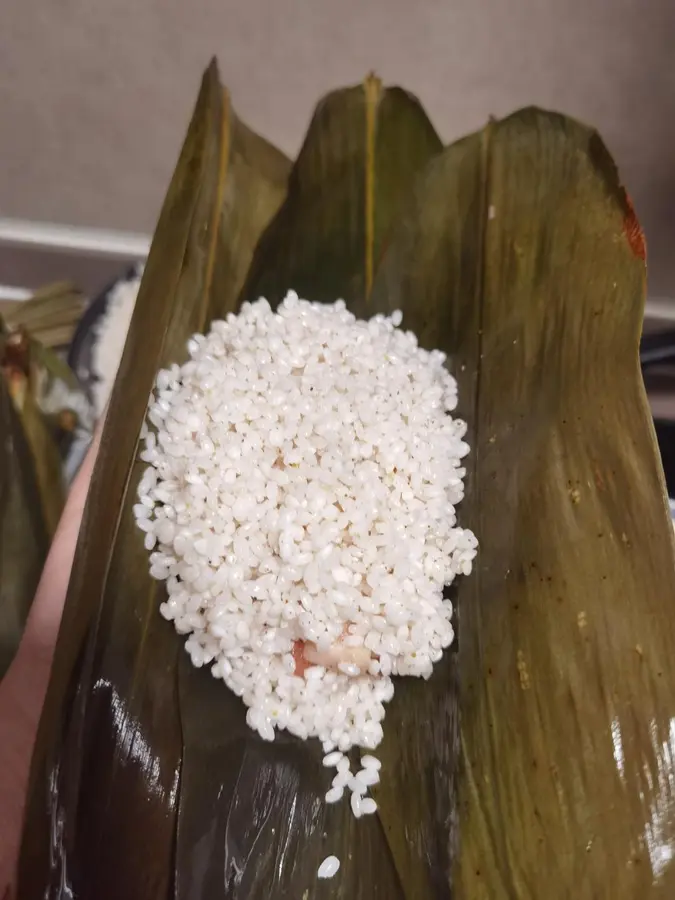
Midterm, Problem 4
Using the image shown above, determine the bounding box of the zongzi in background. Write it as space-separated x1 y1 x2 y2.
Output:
0 300 96 676
68 265 144 420
0 282 87 351
0 348 50 678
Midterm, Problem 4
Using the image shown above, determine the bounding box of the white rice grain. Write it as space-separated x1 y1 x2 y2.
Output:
354 767 379 788
317 855 341 879
323 751 343 768
324 786 344 804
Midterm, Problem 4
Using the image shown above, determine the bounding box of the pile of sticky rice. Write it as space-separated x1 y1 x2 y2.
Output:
134 290 477 826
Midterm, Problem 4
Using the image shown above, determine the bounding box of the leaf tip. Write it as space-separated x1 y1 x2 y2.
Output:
363 71 383 98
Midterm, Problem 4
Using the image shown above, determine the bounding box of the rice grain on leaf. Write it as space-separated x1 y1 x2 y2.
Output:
372 108 675 897
19 60 290 900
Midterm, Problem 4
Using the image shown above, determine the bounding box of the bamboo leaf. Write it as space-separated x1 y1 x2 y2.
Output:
26 324 97 464
9 370 65 536
0 282 87 348
2 331 67 537
173 76 443 900
0 374 50 678
19 60 290 900
371 108 675 896
241 74 442 306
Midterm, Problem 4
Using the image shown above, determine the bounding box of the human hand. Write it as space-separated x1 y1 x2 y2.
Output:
0 424 102 897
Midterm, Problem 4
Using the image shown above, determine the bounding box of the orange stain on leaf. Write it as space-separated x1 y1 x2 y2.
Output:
623 193 646 261
593 463 606 492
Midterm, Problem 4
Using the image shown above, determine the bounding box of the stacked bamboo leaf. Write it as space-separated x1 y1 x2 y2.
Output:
0 282 87 350
0 287 95 678
0 328 64 679
0 367 50 679
18 59 675 899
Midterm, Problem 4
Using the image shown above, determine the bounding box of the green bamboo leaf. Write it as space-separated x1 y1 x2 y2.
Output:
0 282 87 348
7 373 65 538
241 74 442 306
2 331 67 537
19 60 290 900
0 373 50 678
26 332 95 468
173 75 443 900
371 108 675 896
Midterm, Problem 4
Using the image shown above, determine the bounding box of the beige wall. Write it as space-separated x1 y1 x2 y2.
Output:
2 0 675 292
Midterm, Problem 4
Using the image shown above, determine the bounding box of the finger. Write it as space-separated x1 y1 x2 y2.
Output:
0 411 105 893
